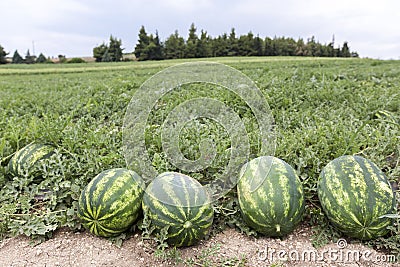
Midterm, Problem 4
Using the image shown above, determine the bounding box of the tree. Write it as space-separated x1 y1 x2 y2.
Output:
184 23 198 58
295 38 306 56
197 30 212 58
228 28 239 56
93 43 108 62
238 32 255 56
326 41 335 57
58 54 67 63
340 41 351 57
0 45 8 64
151 31 163 60
134 26 150 60
12 50 24 64
264 37 274 56
252 35 264 56
276 37 296 56
93 35 123 62
25 49 35 64
212 33 229 57
36 53 47 63
101 49 111 62
351 51 359 58
136 32 163 61
164 30 185 59
305 36 319 56
68 57 86 63
109 35 123 61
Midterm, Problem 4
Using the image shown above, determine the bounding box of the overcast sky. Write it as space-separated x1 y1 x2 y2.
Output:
1 0 399 59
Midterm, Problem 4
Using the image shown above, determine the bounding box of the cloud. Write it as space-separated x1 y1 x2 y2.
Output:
154 0 213 12
0 0 399 58
224 0 400 58
0 0 98 56
2 0 93 28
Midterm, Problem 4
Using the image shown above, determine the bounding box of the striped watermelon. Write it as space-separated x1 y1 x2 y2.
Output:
8 143 54 177
77 168 145 237
0 167 6 188
318 155 396 240
237 156 305 237
142 172 214 247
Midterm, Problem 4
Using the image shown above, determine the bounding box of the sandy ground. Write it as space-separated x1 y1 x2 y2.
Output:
0 225 399 267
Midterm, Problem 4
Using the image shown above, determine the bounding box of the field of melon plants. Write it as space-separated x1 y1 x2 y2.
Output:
0 57 399 261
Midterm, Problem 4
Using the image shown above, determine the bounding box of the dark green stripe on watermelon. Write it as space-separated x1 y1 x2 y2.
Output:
142 172 214 247
77 168 145 237
318 155 396 240
8 143 55 177
237 156 305 237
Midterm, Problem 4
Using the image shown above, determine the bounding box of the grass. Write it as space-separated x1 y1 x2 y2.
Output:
0 57 399 258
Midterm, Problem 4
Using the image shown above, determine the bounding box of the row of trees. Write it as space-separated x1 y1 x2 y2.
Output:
0 45 54 64
133 24 358 61
11 50 49 64
0 46 84 64
1 24 359 64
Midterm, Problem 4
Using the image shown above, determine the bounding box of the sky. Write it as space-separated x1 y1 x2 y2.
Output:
1 0 399 59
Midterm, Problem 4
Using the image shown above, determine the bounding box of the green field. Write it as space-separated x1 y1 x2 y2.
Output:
0 57 399 253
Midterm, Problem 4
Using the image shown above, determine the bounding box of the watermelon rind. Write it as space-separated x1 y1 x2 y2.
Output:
142 172 214 247
237 156 305 237
318 155 396 240
77 168 145 237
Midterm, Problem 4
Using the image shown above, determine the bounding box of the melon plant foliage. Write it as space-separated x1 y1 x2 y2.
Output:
0 58 398 255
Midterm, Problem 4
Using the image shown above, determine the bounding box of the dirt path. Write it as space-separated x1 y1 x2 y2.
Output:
0 226 398 267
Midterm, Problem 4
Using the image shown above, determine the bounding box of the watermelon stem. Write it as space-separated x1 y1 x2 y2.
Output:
0 152 15 164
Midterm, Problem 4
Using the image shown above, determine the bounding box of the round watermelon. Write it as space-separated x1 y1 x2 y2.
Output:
77 168 145 237
8 143 54 177
237 156 305 237
318 155 396 240
142 172 214 247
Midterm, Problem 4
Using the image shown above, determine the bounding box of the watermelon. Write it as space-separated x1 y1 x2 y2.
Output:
318 155 396 240
142 172 214 247
77 168 145 237
237 156 305 237
0 166 6 188
8 143 54 177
